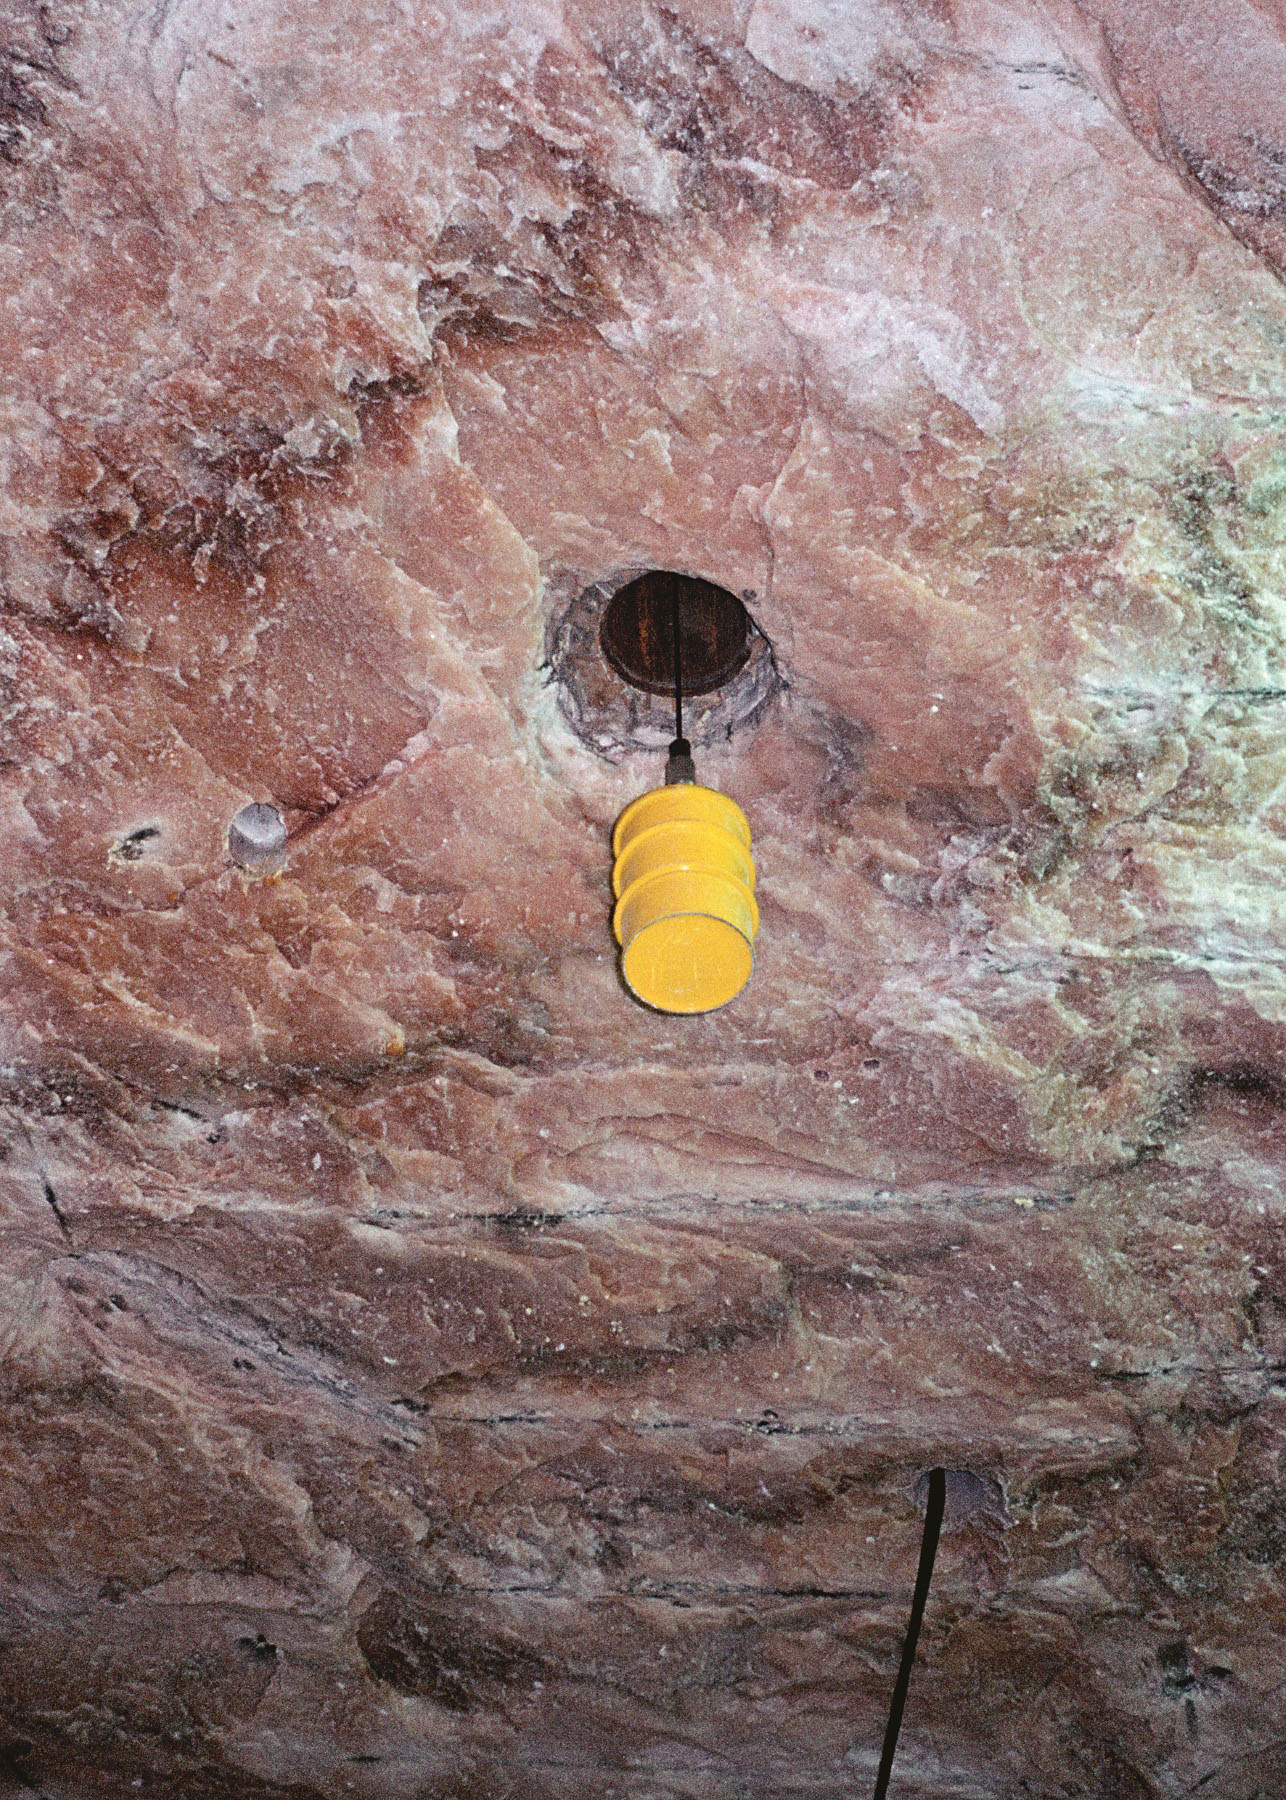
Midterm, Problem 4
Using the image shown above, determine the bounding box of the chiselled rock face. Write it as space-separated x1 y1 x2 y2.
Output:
2 2 1285 1794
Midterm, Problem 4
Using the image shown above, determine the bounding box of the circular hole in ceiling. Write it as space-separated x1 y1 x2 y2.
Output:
547 565 780 762
600 570 753 698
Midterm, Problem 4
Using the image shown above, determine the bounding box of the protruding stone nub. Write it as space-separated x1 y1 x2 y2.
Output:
228 802 288 869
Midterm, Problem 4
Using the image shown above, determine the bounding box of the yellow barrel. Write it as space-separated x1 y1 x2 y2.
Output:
611 783 758 1014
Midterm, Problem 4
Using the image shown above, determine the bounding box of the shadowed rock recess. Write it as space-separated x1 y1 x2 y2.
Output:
2 2 1285 1795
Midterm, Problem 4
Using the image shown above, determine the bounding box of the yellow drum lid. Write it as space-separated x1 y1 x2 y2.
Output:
620 913 754 1014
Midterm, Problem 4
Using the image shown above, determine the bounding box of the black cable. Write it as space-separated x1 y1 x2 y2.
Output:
666 578 694 783
672 579 684 744
872 1467 946 1800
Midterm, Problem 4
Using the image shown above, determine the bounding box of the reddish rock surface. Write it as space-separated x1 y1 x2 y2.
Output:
2 2 1285 1795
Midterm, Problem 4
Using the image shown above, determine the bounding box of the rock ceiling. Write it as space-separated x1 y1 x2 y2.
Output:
2 1 1285 1795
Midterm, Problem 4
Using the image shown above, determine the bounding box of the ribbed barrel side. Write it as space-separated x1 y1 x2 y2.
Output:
611 785 758 1014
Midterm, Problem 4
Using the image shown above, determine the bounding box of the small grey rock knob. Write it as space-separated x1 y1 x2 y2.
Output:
228 802 287 869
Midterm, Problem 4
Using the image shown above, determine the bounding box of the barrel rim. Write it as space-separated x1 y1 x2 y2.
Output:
612 864 760 945
612 816 756 899
612 782 751 856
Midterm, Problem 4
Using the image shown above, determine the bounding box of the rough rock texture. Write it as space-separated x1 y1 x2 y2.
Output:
2 1 1286 1795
